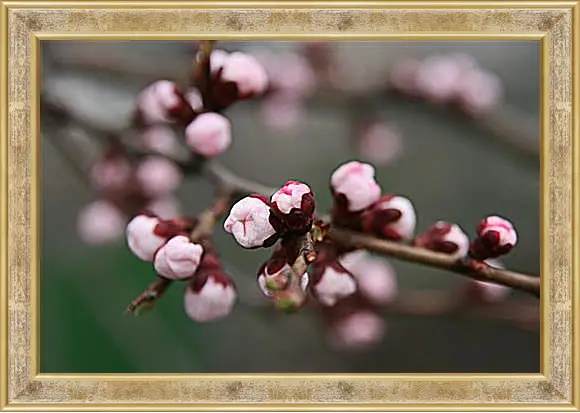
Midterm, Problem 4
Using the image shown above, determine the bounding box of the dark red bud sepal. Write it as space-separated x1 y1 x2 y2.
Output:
469 216 518 260
413 221 470 258
269 181 316 235
152 217 198 238
330 191 364 230
360 195 416 241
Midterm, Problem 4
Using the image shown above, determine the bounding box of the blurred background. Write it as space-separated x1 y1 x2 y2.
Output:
40 41 540 373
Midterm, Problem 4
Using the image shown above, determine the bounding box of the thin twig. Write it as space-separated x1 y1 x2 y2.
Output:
327 226 540 297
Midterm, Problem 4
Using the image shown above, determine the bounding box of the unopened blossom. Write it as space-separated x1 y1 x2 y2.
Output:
139 125 181 158
414 221 470 258
135 157 182 197
126 214 167 261
469 216 517 260
184 274 237 322
224 196 278 249
339 251 398 305
311 264 357 307
77 200 125 245
154 235 203 280
415 55 467 103
136 80 193 125
456 69 503 116
90 156 132 192
220 52 269 97
257 258 309 297
260 94 303 133
362 195 416 241
331 161 381 212
270 181 315 233
328 311 386 350
357 122 404 166
258 51 316 99
185 112 232 157
208 49 230 72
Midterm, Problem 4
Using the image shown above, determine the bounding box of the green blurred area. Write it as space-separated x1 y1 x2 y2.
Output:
41 41 540 373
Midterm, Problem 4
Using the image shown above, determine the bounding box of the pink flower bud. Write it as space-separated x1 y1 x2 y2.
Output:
330 161 381 212
362 195 416 241
259 51 316 99
146 196 181 220
154 235 203 280
126 214 167 261
220 52 269 97
357 122 404 166
270 181 315 233
140 125 181 157
456 69 503 116
90 157 132 192
469 216 517 260
209 49 230 73
311 264 357 307
184 273 237 322
415 55 465 104
223 196 278 249
77 200 125 245
328 311 385 351
136 80 193 125
135 157 182 197
414 221 469 258
339 252 398 306
185 112 232 157
260 94 303 133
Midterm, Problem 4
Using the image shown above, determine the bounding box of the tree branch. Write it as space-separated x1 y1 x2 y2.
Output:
327 226 540 297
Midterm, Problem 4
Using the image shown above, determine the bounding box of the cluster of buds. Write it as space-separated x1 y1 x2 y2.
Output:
77 143 182 245
126 213 237 322
414 216 518 262
331 161 417 241
388 54 504 116
134 49 269 160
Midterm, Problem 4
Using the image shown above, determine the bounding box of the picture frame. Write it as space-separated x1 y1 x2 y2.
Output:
1 0 579 410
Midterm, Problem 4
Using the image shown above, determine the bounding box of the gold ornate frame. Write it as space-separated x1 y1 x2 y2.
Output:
0 0 579 410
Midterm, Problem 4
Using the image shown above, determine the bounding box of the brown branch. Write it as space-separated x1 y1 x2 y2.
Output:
327 226 540 298
194 40 215 107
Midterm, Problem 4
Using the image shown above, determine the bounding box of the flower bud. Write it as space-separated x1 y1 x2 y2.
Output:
154 235 203 280
362 195 416 241
90 156 132 192
136 80 193 125
220 52 269 98
327 311 385 351
257 258 309 297
415 55 466 104
414 221 469 258
270 181 315 233
184 273 237 322
135 157 182 197
77 200 125 245
126 214 167 261
223 196 278 249
469 216 517 260
185 112 232 157
357 122 403 166
339 251 398 306
330 161 381 212
456 69 503 116
140 125 181 158
184 87 204 112
311 263 357 307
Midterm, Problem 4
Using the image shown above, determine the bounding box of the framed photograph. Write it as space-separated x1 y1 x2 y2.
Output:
1 0 578 410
